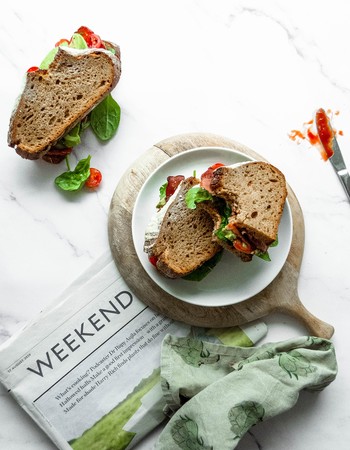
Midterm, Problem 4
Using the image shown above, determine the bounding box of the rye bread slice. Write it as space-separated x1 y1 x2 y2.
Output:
149 177 222 279
209 161 287 257
8 45 121 160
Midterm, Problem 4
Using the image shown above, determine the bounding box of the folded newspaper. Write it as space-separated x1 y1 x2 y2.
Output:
0 252 267 450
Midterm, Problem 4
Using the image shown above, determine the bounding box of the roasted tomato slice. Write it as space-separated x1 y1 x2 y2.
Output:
200 162 224 192
27 66 39 72
165 175 185 201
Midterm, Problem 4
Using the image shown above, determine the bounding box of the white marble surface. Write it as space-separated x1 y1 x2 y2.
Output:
1 0 350 449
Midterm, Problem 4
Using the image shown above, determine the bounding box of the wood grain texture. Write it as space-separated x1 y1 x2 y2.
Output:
108 132 334 338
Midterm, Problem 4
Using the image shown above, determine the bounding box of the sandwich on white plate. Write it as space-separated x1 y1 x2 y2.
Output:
144 160 287 281
8 26 122 191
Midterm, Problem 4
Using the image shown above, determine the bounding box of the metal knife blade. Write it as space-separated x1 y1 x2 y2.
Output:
330 136 350 202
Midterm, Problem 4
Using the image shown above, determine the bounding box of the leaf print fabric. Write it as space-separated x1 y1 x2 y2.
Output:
278 350 317 379
171 415 213 450
155 335 337 450
228 401 265 439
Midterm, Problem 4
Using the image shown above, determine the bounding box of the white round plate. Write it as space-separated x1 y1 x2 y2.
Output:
132 147 293 307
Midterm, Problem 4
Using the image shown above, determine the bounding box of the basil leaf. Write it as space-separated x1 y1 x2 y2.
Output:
183 251 223 281
256 251 271 262
55 156 91 192
270 234 279 247
62 123 82 147
90 94 121 141
80 115 91 132
185 187 213 209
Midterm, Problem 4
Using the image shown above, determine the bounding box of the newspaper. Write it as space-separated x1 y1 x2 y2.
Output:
0 252 267 450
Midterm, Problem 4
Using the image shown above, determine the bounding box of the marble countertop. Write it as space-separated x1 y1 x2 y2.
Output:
1 1 350 449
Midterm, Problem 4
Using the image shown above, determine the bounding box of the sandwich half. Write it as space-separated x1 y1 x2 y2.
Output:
187 161 288 262
144 176 222 279
8 40 121 161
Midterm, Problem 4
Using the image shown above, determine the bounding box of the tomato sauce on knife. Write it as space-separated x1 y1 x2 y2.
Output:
315 108 334 160
288 108 343 161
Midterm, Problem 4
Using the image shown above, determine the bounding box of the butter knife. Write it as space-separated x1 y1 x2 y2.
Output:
330 136 350 202
315 108 350 202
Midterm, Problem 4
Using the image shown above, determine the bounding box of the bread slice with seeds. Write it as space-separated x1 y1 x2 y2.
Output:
8 46 121 160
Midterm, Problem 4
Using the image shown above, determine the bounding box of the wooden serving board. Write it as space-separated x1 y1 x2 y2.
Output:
108 132 334 339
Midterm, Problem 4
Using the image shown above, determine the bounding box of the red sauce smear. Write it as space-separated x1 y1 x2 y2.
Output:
315 108 334 160
288 108 343 161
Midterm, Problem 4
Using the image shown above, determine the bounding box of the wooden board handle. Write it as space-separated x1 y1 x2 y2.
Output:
277 298 334 339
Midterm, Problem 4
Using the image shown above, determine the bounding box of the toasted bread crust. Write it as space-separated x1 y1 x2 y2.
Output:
150 177 221 278
8 45 121 160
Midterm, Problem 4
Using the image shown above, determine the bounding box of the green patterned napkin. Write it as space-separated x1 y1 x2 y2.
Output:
155 335 337 449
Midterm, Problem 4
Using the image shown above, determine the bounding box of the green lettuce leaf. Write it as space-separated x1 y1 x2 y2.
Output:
69 33 88 49
40 47 59 69
185 187 213 209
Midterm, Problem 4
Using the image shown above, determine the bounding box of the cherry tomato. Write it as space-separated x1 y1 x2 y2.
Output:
90 33 105 49
76 26 104 48
27 66 39 72
233 240 253 254
76 26 94 46
200 162 224 191
85 168 102 188
148 255 158 267
55 38 70 47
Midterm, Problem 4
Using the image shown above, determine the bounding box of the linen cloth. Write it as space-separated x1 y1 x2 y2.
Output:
155 334 337 449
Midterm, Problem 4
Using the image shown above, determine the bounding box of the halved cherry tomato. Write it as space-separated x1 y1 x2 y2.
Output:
165 175 185 201
85 168 102 188
76 26 94 45
27 66 39 72
76 26 105 48
55 38 70 47
226 223 253 253
200 162 224 191
148 255 158 267
90 33 105 49
233 239 253 254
